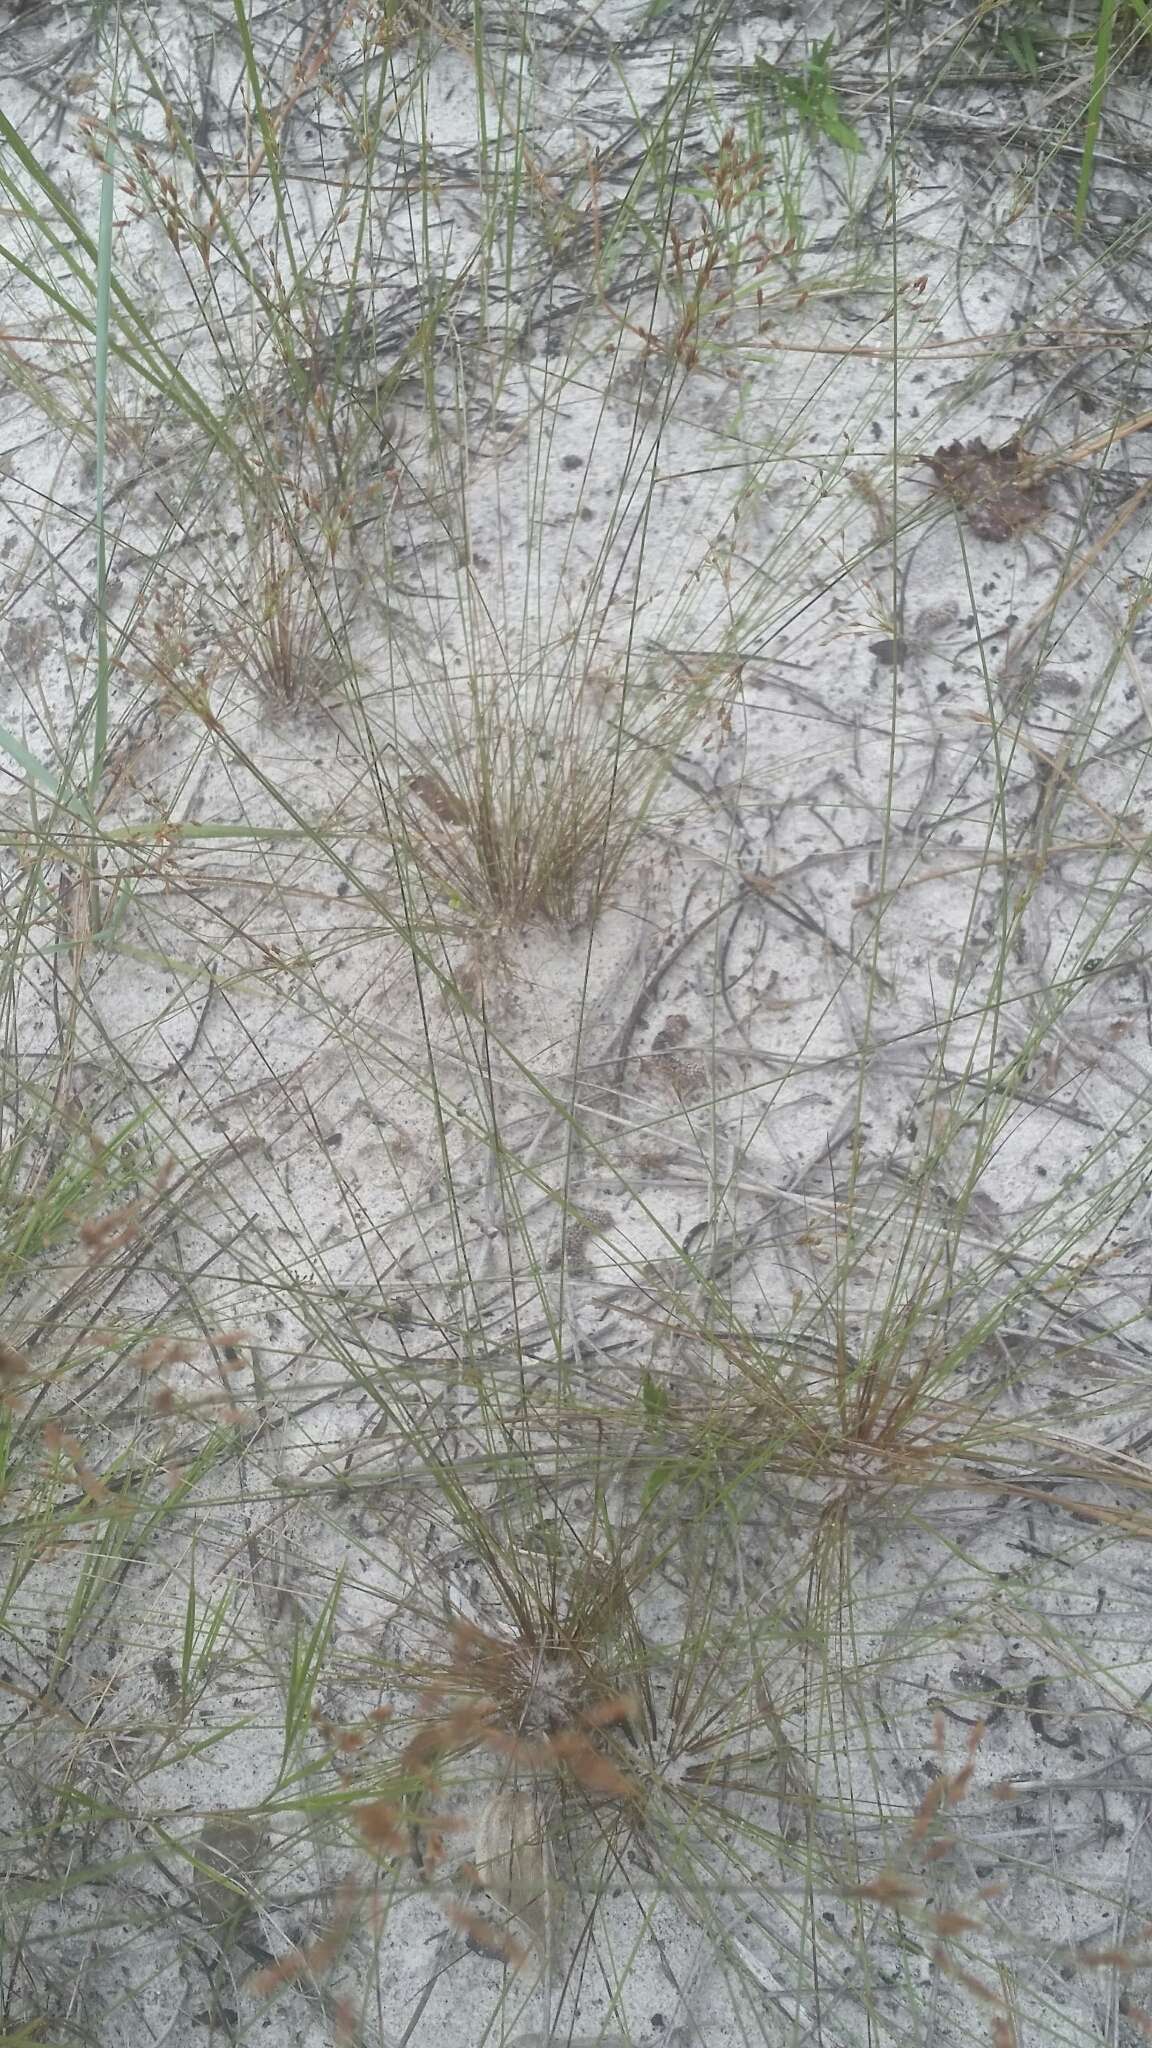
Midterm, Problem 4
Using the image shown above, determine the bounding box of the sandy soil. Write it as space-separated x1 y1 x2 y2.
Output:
3 2 1152 2044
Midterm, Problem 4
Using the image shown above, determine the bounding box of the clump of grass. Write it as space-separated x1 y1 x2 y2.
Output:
400 641 714 928
401 722 639 927
371 1537 646 1819
240 514 354 711
119 579 219 723
346 1588 645 2025
419 1615 638 1761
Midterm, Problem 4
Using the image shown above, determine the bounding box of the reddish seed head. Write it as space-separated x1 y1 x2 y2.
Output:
931 1909 982 1937
353 1801 406 1856
852 1873 920 1905
251 1952 307 1993
910 1776 947 1841
402 1725 446 1770
946 1760 977 1806
0 1342 29 1381
549 1730 637 1800
478 1727 551 1768
135 1339 173 1375
579 1693 639 1730
332 1997 359 2042
933 1951 1007 2007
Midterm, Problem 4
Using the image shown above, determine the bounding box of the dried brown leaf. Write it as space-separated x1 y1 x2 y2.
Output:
410 773 469 826
443 1901 529 1968
925 437 1049 542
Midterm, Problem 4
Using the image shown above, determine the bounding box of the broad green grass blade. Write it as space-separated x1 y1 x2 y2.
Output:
1076 0 1120 234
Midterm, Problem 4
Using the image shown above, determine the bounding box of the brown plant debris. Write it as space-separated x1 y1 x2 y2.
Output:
442 1900 530 1968
925 437 1049 541
409 772 469 826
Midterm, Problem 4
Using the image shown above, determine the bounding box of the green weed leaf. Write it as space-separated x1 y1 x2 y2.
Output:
642 1371 670 1424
